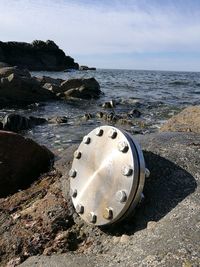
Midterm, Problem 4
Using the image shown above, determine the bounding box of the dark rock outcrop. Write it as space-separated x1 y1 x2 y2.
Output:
0 40 79 71
0 67 56 107
0 66 102 106
2 114 47 132
0 131 54 197
59 78 101 99
79 65 96 71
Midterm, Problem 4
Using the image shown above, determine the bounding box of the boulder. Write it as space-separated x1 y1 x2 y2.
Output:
0 66 31 78
127 108 141 118
60 78 101 99
160 106 200 133
0 40 79 71
0 68 56 107
102 100 116 108
36 75 64 87
42 83 60 94
2 114 47 132
0 131 54 197
48 116 68 124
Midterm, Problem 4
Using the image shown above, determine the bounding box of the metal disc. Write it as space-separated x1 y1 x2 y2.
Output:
70 125 145 226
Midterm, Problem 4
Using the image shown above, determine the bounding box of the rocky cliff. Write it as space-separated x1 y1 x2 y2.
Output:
0 40 79 71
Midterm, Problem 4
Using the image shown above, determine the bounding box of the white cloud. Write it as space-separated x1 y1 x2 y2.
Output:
0 0 200 70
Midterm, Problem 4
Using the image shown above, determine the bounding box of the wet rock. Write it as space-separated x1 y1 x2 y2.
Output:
160 106 200 133
79 65 96 71
42 82 60 94
0 40 79 71
0 131 54 197
3 114 30 132
0 68 56 107
29 116 47 125
128 109 141 118
82 113 94 120
36 76 64 87
60 78 101 99
48 116 68 124
0 66 31 78
2 114 47 132
102 100 116 108
95 111 133 125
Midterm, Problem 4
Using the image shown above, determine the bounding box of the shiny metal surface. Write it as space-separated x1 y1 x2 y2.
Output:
70 125 147 226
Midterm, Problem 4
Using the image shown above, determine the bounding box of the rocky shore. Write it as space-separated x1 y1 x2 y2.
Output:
0 105 199 266
0 66 101 107
0 40 79 71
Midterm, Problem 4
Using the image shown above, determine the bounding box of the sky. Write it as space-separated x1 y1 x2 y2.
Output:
0 0 200 71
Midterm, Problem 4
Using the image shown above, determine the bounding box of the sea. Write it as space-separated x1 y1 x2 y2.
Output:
1 69 200 153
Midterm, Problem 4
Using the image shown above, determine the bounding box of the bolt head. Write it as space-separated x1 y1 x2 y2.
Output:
103 208 113 220
83 136 91 144
108 128 117 139
95 128 103 136
145 168 150 178
121 165 133 176
88 212 97 223
76 204 84 214
118 141 129 152
116 190 127 203
71 189 77 198
74 150 81 159
69 169 77 178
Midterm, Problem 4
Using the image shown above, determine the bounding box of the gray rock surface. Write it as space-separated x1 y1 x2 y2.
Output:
19 132 200 267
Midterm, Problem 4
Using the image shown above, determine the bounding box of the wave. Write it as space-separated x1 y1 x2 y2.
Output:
169 80 190 86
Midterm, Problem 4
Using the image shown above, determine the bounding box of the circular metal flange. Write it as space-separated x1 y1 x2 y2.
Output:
70 125 146 226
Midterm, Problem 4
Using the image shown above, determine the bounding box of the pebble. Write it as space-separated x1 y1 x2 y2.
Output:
120 234 130 243
113 236 120 244
147 221 157 230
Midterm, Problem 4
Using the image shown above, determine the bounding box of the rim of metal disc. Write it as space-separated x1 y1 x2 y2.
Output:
69 125 145 226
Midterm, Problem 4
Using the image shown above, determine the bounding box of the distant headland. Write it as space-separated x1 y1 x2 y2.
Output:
0 40 79 71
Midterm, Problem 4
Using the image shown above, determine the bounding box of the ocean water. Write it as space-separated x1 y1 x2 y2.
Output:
1 69 200 153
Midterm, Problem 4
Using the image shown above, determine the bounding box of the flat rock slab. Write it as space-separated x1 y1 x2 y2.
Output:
16 132 200 266
19 254 98 267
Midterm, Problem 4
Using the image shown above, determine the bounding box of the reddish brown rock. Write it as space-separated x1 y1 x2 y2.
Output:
0 131 54 197
160 106 200 133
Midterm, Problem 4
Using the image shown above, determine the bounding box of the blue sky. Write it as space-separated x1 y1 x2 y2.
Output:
0 0 200 71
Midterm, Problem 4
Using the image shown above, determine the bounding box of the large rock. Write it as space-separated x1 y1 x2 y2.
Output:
0 67 56 107
160 105 200 133
2 113 47 132
60 78 101 99
0 66 31 78
0 40 79 71
0 132 198 267
0 131 54 197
